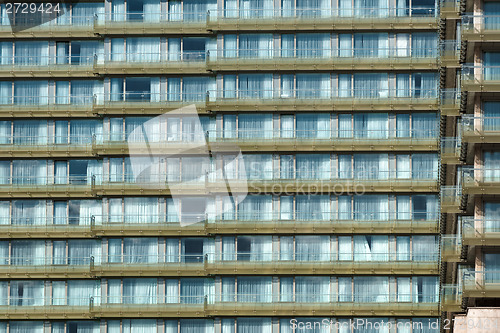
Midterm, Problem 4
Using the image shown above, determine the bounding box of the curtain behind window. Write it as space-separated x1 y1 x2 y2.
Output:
126 38 160 62
14 42 49 65
14 81 48 105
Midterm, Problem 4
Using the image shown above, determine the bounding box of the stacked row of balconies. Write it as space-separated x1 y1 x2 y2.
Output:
439 0 500 324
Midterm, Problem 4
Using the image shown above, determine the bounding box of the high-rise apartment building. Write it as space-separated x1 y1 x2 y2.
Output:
0 1 445 332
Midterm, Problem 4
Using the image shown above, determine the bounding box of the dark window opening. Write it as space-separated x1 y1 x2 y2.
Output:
183 238 204 263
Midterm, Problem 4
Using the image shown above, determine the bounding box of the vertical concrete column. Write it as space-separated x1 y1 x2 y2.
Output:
474 196 483 238
474 118 482 184
473 0 482 33
474 45 482 87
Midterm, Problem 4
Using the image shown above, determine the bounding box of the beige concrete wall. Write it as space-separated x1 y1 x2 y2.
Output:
453 308 500 333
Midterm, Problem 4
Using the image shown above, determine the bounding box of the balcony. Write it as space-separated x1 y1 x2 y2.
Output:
208 48 439 72
440 89 461 116
207 8 438 32
461 65 500 92
0 176 93 198
0 169 439 198
440 186 463 213
93 257 206 278
0 136 93 158
0 96 94 118
92 170 439 196
462 15 500 42
462 270 500 298
0 293 439 319
94 52 208 75
0 304 92 320
205 216 439 234
461 216 500 246
95 296 205 318
0 16 96 38
0 88 440 117
206 253 438 275
441 138 462 165
440 41 461 68
441 235 462 262
0 211 439 239
441 284 463 312
205 294 438 317
462 115 500 143
0 55 96 78
93 93 209 116
0 215 204 238
0 256 92 279
97 129 439 155
0 217 93 238
95 294 438 317
207 89 439 112
94 13 211 35
462 167 500 195
32 253 438 277
440 0 461 19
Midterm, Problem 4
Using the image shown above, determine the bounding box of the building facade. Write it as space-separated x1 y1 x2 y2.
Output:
0 0 446 332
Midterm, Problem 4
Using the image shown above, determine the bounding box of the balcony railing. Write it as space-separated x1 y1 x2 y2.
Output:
0 169 439 197
0 216 92 226
0 135 93 146
213 47 438 59
440 89 461 116
0 175 91 186
0 256 94 266
212 7 437 19
440 186 462 213
97 92 209 104
0 252 440 279
97 52 206 64
462 15 500 35
0 296 93 306
4 48 439 69
0 212 438 229
0 213 438 239
441 235 462 262
441 284 462 311
1 15 96 27
100 129 438 146
441 137 462 164
0 95 95 106
462 115 500 142
462 166 500 190
6 293 437 308
462 270 500 296
461 216 500 244
0 252 439 267
462 65 500 85
212 88 438 100
98 170 439 184
97 12 209 23
0 89 439 109
440 0 460 17
440 41 460 66
0 55 95 67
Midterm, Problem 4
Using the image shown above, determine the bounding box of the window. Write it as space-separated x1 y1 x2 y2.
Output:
183 38 207 60
182 238 204 263
126 77 152 101
484 253 500 283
